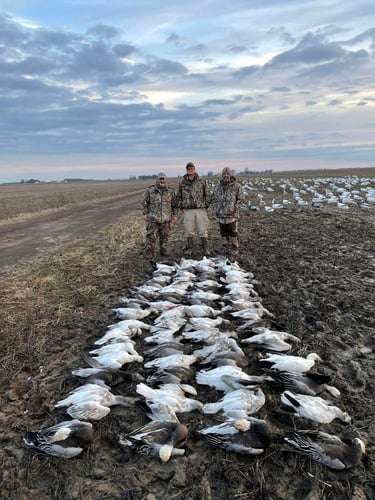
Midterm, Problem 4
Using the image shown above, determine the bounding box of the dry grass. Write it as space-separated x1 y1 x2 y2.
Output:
0 180 150 223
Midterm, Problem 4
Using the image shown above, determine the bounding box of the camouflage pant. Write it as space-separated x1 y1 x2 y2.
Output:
145 221 171 253
219 220 238 237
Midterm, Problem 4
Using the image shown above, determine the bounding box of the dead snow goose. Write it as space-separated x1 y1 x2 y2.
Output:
113 307 156 320
280 391 351 424
196 365 268 392
144 353 200 370
284 430 366 469
23 420 94 458
119 421 188 462
55 383 135 410
241 331 300 352
259 352 322 373
91 350 143 368
203 387 266 419
200 417 272 455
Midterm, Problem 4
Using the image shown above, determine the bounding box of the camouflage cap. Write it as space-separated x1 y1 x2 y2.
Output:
158 172 167 178
222 167 231 175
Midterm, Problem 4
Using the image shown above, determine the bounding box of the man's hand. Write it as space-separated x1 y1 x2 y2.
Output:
143 215 149 222
172 216 178 224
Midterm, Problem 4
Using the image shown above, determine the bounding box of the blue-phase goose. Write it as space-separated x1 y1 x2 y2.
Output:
267 371 340 397
284 430 366 469
23 420 94 458
280 391 351 424
200 417 271 455
119 421 188 462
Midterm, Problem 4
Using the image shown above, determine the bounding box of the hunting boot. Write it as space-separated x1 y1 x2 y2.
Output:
185 237 194 256
145 243 155 264
201 237 210 256
160 239 169 257
221 237 230 255
230 236 239 260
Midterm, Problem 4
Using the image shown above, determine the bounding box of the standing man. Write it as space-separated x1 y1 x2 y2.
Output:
178 162 210 255
142 172 178 262
211 167 244 258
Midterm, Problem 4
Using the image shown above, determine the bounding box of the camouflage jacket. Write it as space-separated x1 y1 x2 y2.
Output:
178 173 210 210
141 182 178 223
211 176 244 221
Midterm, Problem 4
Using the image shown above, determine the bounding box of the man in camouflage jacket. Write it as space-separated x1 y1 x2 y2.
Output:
211 167 244 258
142 172 178 261
178 162 211 255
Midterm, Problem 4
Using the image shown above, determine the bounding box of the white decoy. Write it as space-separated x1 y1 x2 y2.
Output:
55 383 135 410
241 331 300 352
203 387 266 419
196 365 269 392
284 430 366 470
24 420 94 458
280 391 351 424
259 352 322 372
200 417 272 455
119 421 188 462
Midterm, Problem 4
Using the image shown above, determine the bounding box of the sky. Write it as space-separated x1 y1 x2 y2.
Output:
0 0 374 182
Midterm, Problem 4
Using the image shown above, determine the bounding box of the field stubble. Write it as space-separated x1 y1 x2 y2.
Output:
0 172 374 499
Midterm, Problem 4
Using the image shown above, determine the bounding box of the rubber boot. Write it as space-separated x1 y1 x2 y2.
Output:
201 237 210 256
160 240 169 257
145 244 156 266
185 237 194 255
221 237 230 256
230 236 239 260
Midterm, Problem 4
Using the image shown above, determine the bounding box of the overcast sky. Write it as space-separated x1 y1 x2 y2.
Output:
0 1 374 181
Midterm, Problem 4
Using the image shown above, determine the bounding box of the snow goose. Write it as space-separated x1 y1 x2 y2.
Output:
196 365 269 392
259 352 322 372
119 421 188 462
280 391 351 424
284 430 365 469
203 387 266 419
241 330 301 352
136 383 203 417
55 383 135 411
113 307 156 321
91 350 144 368
144 353 200 370
23 420 94 458
200 417 271 455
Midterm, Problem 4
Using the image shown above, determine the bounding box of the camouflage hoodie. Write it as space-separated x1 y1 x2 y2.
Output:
142 181 177 223
211 175 244 222
178 173 210 210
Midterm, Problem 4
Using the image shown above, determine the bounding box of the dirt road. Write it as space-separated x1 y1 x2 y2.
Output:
0 191 142 268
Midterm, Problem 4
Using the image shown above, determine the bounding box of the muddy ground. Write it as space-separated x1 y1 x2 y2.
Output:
0 197 374 499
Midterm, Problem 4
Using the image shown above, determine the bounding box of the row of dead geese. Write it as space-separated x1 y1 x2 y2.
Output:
24 257 366 470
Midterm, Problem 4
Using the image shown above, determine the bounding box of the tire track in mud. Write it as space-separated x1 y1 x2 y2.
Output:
0 191 143 269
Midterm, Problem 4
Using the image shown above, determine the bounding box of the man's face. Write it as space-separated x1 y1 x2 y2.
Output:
222 172 231 182
159 176 166 185
186 166 195 176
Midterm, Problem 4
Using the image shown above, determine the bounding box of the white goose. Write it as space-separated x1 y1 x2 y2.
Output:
280 391 351 424
241 330 301 352
203 387 266 419
259 352 322 372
